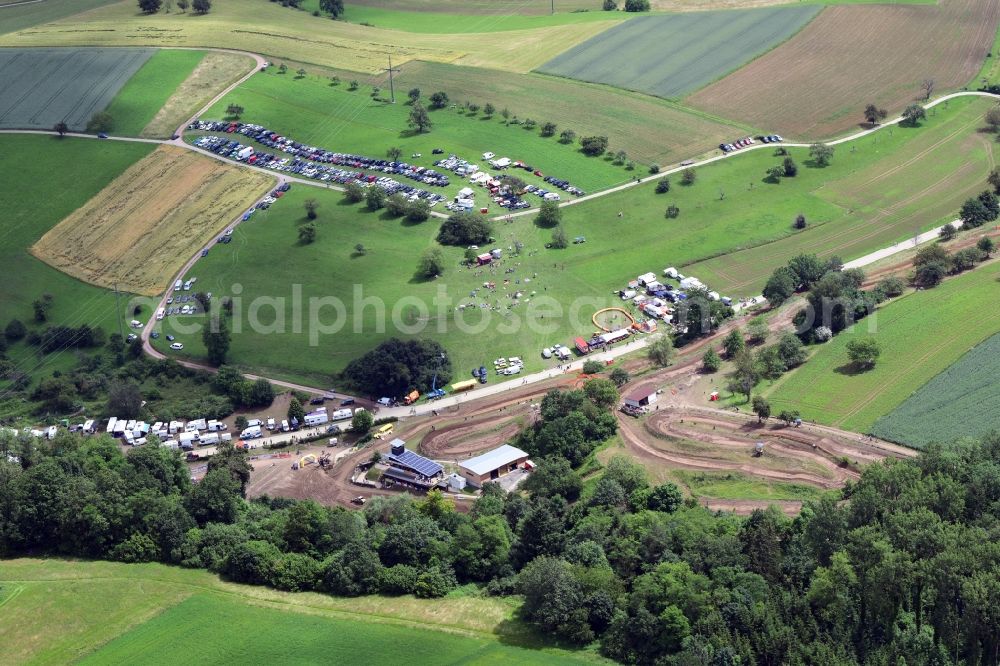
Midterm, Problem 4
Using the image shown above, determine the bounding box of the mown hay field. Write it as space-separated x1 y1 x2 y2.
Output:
0 47 153 130
765 265 1000 435
871 332 1000 448
687 0 1000 138
102 49 205 137
0 0 618 74
32 145 273 297
537 6 821 99
139 51 257 138
0 0 117 35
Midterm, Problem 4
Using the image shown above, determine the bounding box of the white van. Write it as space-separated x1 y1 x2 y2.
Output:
281 420 289 432
206 419 226 432
247 419 263 428
174 279 183 291
178 431 199 447
240 425 262 439
156 308 165 320
199 432 220 446
220 433 233 443
266 417 276 430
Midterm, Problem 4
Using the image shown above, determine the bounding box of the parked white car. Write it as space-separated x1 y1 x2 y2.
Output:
169 342 184 350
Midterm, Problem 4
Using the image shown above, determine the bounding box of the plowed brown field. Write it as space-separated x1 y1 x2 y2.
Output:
32 145 272 296
687 0 1000 138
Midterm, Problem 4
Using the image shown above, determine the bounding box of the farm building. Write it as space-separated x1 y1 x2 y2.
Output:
623 384 659 410
459 444 530 487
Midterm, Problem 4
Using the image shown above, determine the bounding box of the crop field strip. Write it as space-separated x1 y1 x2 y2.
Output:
0 0 118 35
871 332 1000 448
31 145 274 297
0 0 619 74
765 265 1000 434
537 6 821 99
0 47 154 130
687 0 1000 138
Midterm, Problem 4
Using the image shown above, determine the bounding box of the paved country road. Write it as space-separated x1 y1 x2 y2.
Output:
3 50 996 418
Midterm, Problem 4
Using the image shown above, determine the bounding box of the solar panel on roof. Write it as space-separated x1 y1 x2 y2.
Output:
386 449 443 477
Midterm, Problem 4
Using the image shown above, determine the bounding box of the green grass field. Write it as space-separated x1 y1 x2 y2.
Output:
200 67 629 194
765 264 1000 435
333 2 628 32
291 59 747 166
0 559 597 665
674 470 824 502
870 331 1000 448
102 49 205 137
0 135 152 382
0 0 117 35
0 47 154 130
537 6 821 98
559 95 996 297
149 183 620 385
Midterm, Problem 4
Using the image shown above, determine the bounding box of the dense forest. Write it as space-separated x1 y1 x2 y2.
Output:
2 395 1000 664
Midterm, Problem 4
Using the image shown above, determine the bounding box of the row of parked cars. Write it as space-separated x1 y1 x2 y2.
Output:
720 134 783 153
190 120 452 188
193 134 447 205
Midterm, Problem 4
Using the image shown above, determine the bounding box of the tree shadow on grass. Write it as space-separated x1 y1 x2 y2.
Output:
834 362 867 376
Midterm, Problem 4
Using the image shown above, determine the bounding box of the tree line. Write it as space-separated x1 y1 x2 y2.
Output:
3 392 1000 664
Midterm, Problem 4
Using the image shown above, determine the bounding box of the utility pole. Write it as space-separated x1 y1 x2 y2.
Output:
551 0 554 14
384 53 400 104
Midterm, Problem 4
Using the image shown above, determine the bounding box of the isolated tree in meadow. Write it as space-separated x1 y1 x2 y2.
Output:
86 111 113 133
354 243 367 256
702 348 721 373
429 91 449 109
405 88 420 104
345 181 365 203
535 200 561 228
298 223 317 244
225 104 244 119
320 0 344 18
778 409 800 426
939 223 957 241
665 204 680 219
901 104 926 127
747 316 769 345
729 348 760 402
977 236 995 256
540 122 557 137
483 103 495 117
655 178 670 194
559 129 576 144
176 0 188 10
579 135 609 156
365 186 386 211
5 319 26 341
296 68 307 79
191 0 210 13
723 328 746 358
680 168 697 185
386 193 408 217
304 198 319 220
809 143 834 166
417 248 445 278
138 0 162 13
846 337 881 370
202 314 231 366
348 79 358 90
53 121 69 137
863 104 887 126
551 225 569 249
371 86 380 98
623 0 649 10
405 199 431 223
646 334 674 367
794 213 807 229
752 396 771 423
603 0 617 9
500 108 511 125
386 146 402 162
783 157 798 177
766 166 784 183
986 106 1000 132
408 102 432 133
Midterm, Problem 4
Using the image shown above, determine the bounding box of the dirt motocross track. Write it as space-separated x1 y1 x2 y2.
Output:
245 301 913 514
